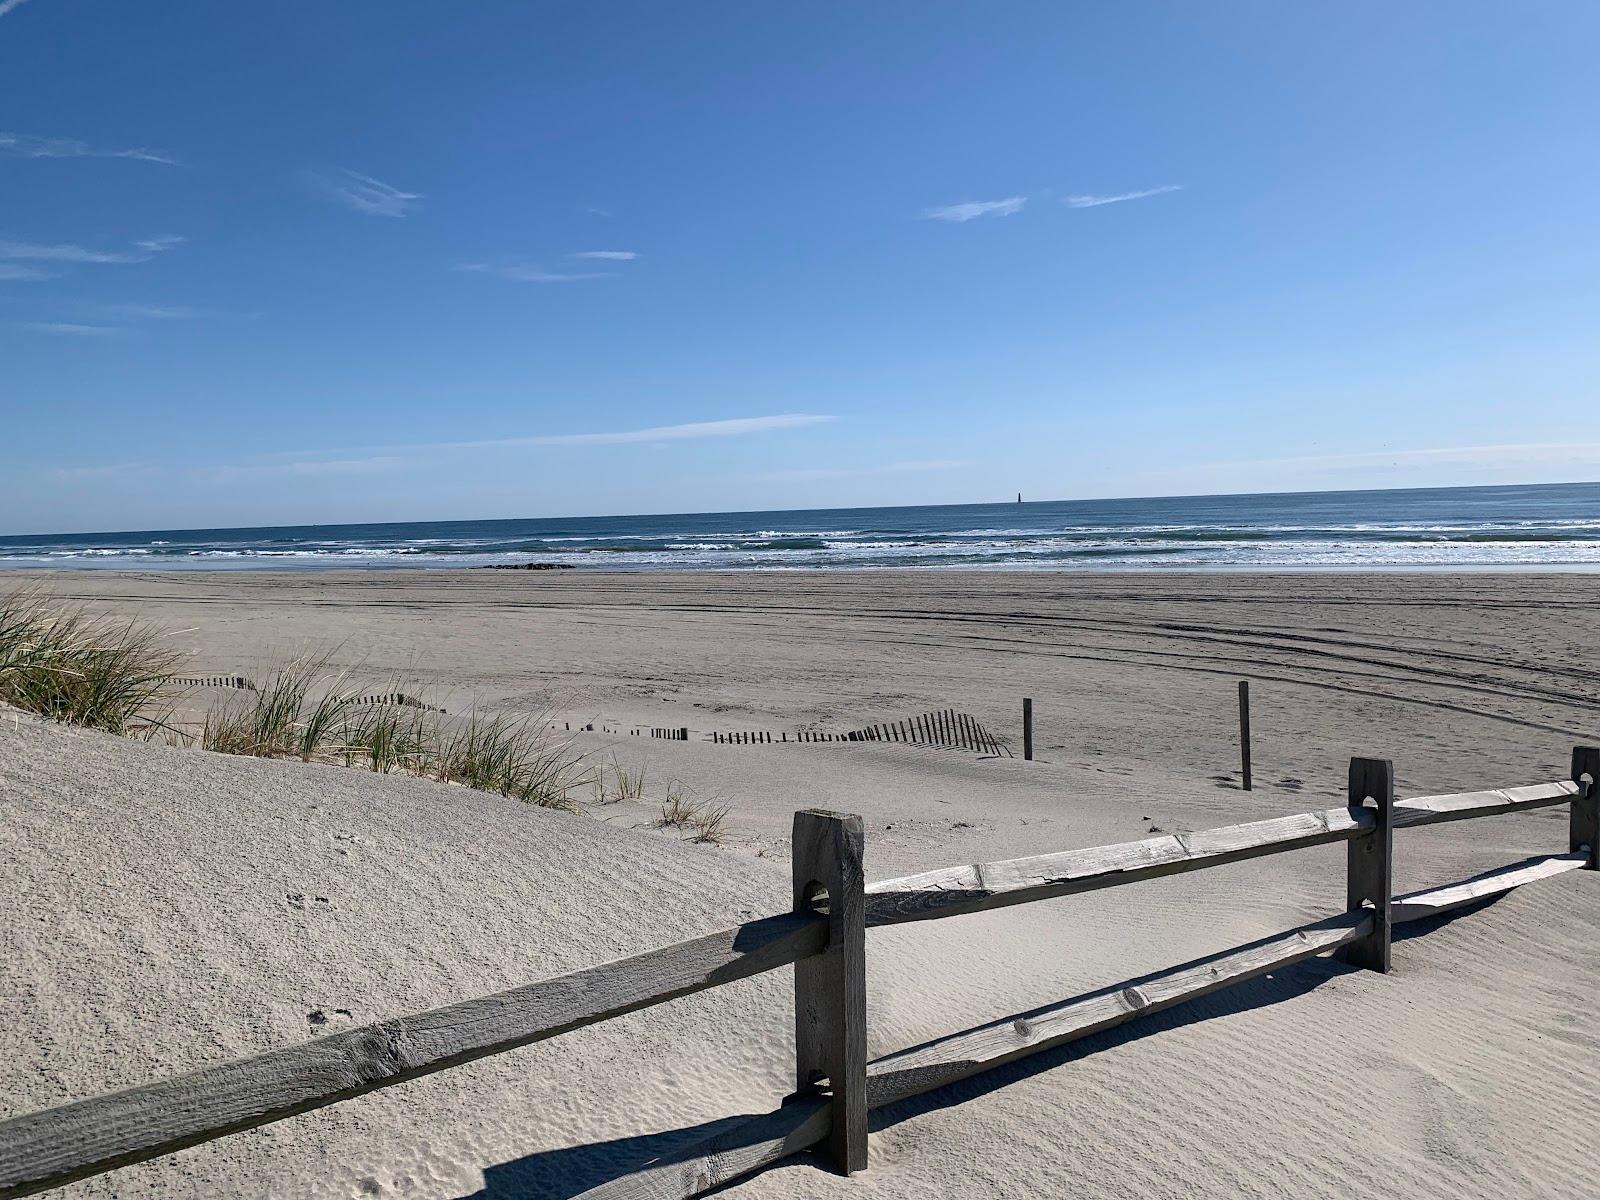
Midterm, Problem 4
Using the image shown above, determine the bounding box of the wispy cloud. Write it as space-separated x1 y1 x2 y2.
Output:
305 168 422 217
530 414 834 447
0 132 179 165
275 414 837 463
456 261 611 283
0 0 34 19
50 461 158 482
17 321 121 336
0 236 184 265
1063 185 1183 209
0 240 142 264
58 415 839 485
761 458 966 483
98 302 204 320
0 263 54 281
922 197 1027 222
196 456 408 484
571 250 638 261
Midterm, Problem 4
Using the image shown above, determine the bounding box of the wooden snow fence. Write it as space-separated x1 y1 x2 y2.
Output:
169 678 446 715
713 709 1011 754
2 747 1596 1199
170 675 256 692
348 692 445 714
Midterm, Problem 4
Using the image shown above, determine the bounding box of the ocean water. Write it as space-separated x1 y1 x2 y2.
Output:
5 483 1600 571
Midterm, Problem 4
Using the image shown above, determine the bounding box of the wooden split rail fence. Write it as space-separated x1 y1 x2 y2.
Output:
2 747 1595 1199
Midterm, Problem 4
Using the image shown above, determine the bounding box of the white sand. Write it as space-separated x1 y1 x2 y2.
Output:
3 570 1598 1199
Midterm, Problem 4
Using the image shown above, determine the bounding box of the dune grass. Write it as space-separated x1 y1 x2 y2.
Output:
433 712 587 809
202 656 347 758
0 590 181 733
4 588 591 812
655 780 731 843
203 674 589 810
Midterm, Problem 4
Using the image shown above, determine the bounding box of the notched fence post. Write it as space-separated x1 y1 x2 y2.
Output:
1338 756 1394 973
791 809 867 1174
1572 746 1600 870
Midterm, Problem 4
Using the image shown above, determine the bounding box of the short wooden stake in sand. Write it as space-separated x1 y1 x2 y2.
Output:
1022 698 1034 761
1238 680 1252 791
791 809 867 1175
1572 745 1600 869
1338 757 1394 973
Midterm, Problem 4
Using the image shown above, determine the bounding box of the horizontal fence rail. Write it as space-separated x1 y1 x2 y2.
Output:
2 749 1595 1200
1389 851 1587 922
0 912 826 1199
865 910 1373 1107
1392 780 1578 827
864 805 1375 927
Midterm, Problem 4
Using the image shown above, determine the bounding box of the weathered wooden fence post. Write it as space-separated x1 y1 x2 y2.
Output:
1572 746 1600 870
1022 698 1034 761
791 809 867 1175
1238 680 1252 791
1338 757 1394 973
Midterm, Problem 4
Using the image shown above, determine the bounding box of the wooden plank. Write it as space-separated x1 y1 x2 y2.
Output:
570 1097 830 1200
0 912 826 1199
1022 698 1033 761
864 805 1374 927
1338 758 1393 973
1392 780 1577 827
865 910 1370 1108
1573 746 1599 869
1391 852 1588 923
791 811 868 1174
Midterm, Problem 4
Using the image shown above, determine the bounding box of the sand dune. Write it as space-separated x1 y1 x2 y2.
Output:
4 570 1598 1198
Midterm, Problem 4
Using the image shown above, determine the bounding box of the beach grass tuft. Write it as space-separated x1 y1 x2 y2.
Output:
655 780 730 843
3 589 591 813
433 712 587 810
0 589 180 733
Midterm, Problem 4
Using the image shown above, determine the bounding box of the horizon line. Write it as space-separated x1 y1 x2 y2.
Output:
4 477 1596 543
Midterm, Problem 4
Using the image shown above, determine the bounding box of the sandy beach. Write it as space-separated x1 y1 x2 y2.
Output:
4 569 1598 1199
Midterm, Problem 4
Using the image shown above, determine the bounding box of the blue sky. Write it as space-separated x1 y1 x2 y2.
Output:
4 1 1600 534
